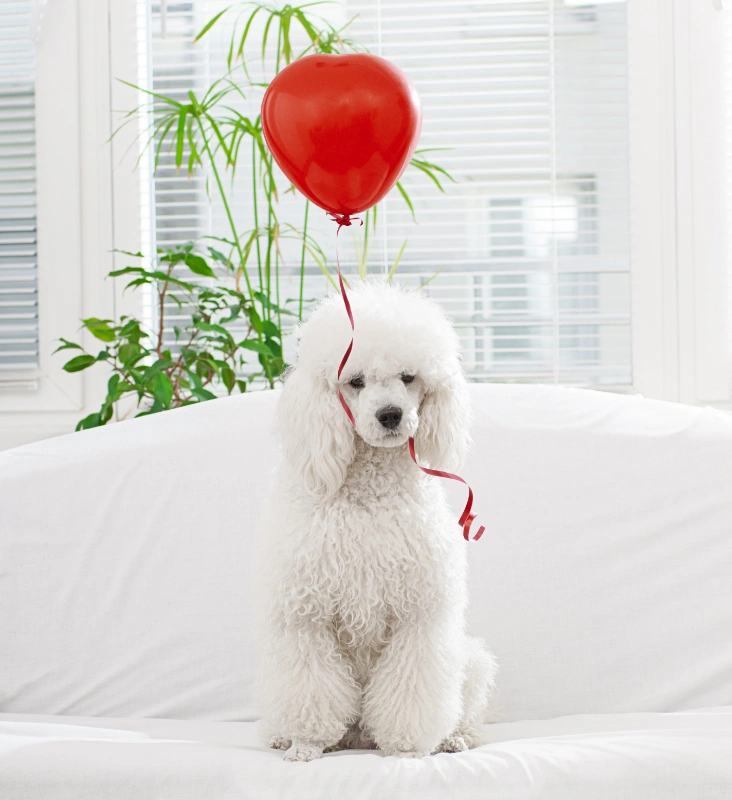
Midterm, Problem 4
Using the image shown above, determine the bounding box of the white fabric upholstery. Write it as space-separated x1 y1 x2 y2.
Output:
464 386 732 720
1 708 731 800
1 385 732 729
1 389 278 721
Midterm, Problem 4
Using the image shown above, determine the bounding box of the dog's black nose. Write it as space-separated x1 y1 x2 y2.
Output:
376 406 402 430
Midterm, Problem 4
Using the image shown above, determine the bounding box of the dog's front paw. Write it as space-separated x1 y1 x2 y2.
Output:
433 734 468 754
269 735 292 751
457 726 485 749
283 740 323 762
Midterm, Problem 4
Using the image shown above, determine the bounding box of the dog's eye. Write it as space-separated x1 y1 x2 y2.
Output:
349 374 365 389
401 374 415 385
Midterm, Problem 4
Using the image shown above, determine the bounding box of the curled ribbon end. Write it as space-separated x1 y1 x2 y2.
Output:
409 437 485 543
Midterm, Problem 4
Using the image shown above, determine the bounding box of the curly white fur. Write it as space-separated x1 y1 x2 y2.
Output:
255 279 497 761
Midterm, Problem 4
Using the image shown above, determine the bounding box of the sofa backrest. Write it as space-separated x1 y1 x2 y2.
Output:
1 385 731 721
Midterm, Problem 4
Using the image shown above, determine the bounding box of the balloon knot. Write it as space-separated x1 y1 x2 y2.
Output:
327 211 364 234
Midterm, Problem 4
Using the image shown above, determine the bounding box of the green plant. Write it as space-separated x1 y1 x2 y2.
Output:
55 245 292 430
60 1 452 429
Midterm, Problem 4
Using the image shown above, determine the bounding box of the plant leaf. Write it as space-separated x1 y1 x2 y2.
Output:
265 337 282 358
421 265 445 288
119 343 144 366
112 249 145 258
246 304 263 333
192 387 217 402
175 109 187 170
387 239 408 282
395 181 416 221
76 412 102 431
252 291 297 316
117 79 183 109
83 317 116 343
207 246 230 266
221 365 236 393
262 319 280 339
261 11 275 65
107 374 121 397
239 339 274 357
193 6 230 42
53 338 84 354
151 372 174 407
109 266 146 277
142 358 174 383
185 254 216 278
63 354 97 373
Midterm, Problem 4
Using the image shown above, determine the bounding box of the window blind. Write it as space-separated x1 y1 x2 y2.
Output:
0 2 39 375
138 0 631 386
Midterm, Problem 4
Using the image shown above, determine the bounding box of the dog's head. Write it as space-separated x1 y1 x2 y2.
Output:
276 278 472 499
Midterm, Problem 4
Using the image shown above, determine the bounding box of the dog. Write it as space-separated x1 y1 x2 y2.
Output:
255 278 496 761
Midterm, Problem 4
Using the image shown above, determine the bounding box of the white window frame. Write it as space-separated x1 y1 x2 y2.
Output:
0 0 142 448
628 0 730 406
0 0 84 417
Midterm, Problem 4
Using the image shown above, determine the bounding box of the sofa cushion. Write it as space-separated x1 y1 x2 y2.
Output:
0 390 279 722
1 708 731 800
1 385 732 721
464 386 732 720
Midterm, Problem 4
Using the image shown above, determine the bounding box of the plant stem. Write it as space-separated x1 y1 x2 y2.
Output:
299 200 309 320
197 121 253 301
252 137 264 304
196 117 273 386
263 152 277 325
170 325 199 402
275 240 282 336
275 17 282 75
156 262 174 358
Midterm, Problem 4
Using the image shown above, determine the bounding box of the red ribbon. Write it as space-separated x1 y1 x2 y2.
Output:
328 211 484 542
408 438 485 542
328 212 362 427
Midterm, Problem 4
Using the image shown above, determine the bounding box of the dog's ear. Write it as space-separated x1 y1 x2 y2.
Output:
414 371 472 471
275 365 354 499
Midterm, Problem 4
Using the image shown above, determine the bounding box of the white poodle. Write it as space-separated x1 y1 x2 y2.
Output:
255 278 496 761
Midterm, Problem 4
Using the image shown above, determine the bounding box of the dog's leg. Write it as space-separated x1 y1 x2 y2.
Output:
260 621 361 762
440 636 497 751
362 618 463 758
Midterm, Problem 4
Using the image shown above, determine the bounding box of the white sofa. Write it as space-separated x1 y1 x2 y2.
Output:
1 384 731 800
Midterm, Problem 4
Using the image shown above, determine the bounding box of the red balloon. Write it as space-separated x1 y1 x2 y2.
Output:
261 54 422 217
